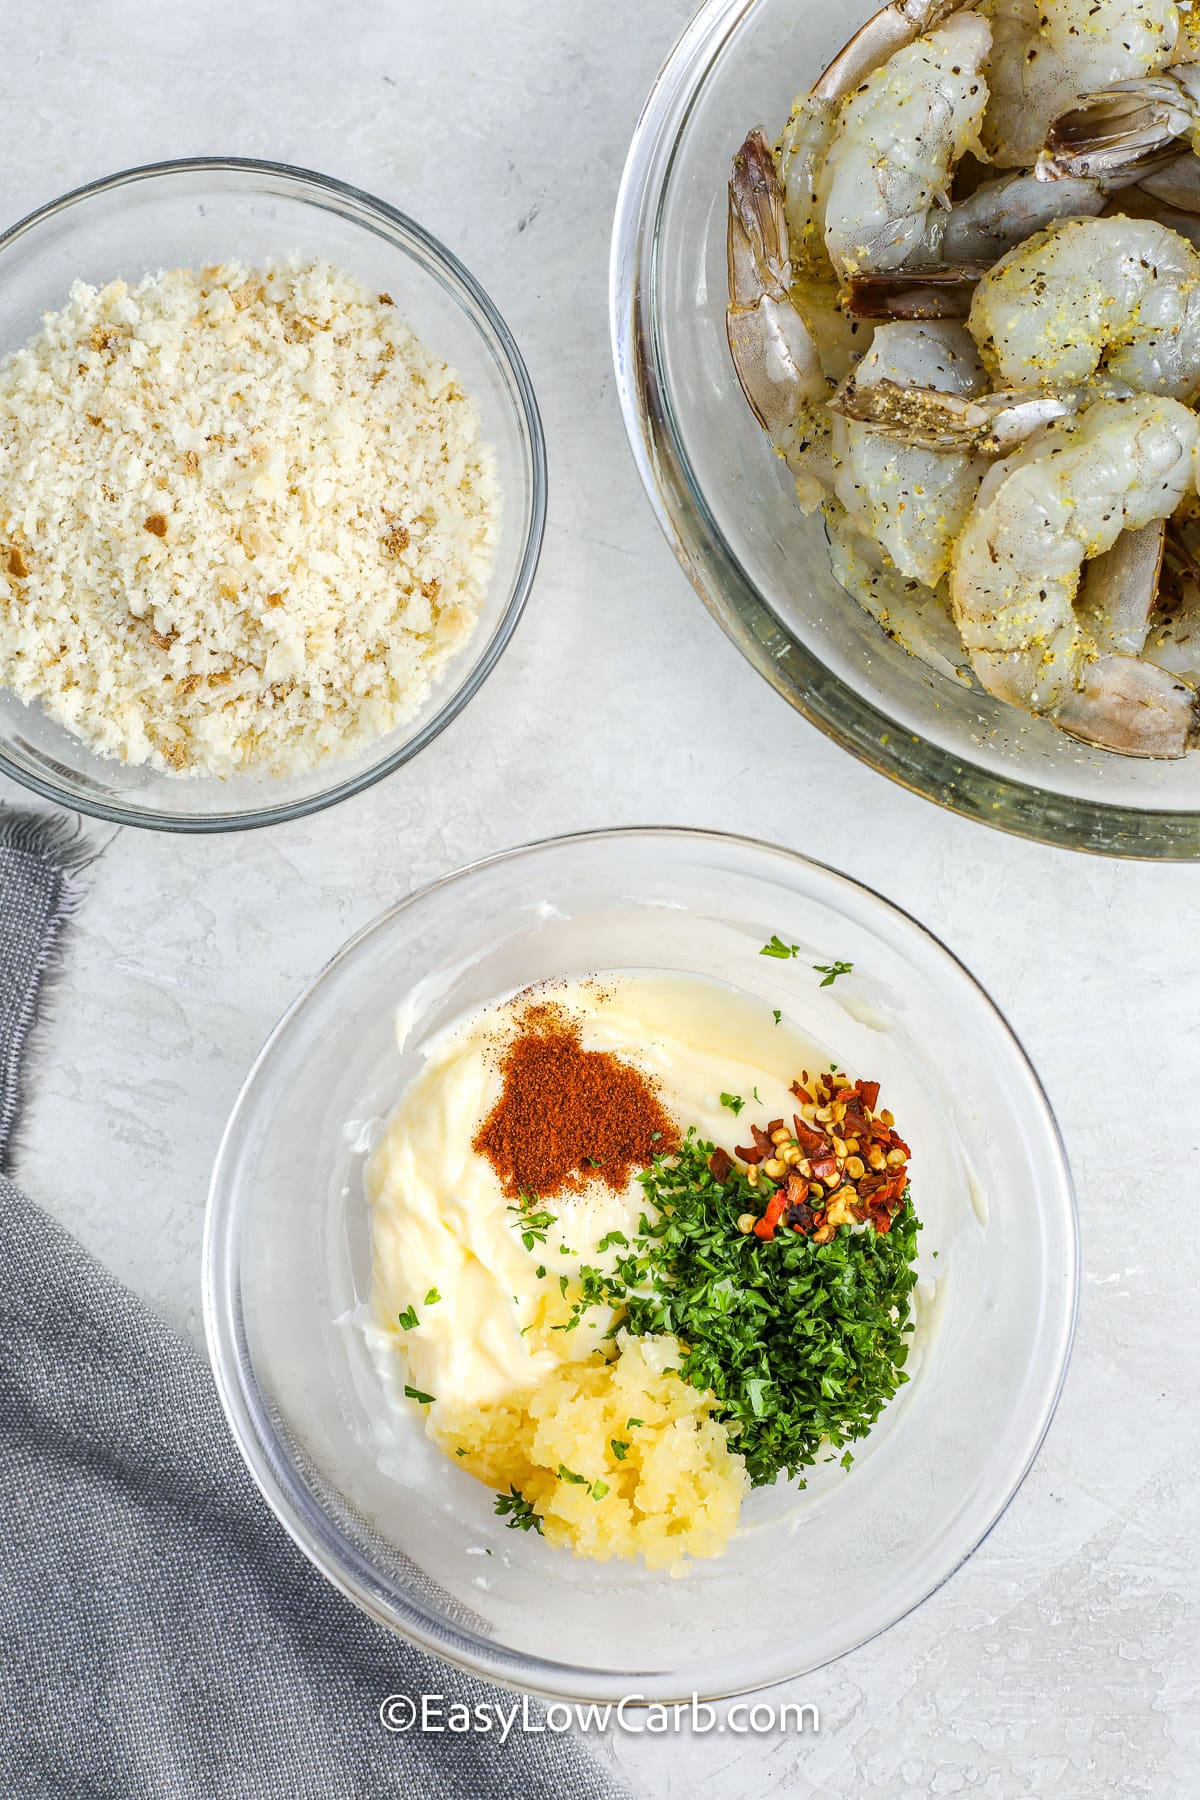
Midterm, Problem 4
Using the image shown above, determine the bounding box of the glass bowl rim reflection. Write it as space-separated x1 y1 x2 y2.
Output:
608 0 1200 860
202 824 1080 1702
0 155 547 833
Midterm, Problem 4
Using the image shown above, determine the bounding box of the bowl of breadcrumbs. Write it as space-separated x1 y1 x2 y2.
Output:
0 159 545 829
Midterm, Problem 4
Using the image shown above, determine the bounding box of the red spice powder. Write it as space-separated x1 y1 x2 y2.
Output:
473 1006 679 1200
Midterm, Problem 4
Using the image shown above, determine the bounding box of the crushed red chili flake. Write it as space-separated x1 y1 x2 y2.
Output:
732 1064 911 1244
473 1005 679 1200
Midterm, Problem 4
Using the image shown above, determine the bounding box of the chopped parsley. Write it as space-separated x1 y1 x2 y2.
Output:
557 1464 587 1485
720 1091 744 1116
585 1131 919 1487
610 1439 630 1461
494 1486 543 1533
423 1287 441 1306
772 1009 782 1025
403 1383 436 1406
760 934 801 960
396 1305 419 1331
508 1194 557 1252
813 959 854 987
591 1480 610 1501
626 1418 644 1430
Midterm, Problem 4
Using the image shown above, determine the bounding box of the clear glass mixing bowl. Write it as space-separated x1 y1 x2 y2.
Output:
0 159 545 831
610 0 1200 857
203 828 1078 1701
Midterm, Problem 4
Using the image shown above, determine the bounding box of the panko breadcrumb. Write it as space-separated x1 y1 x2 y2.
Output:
0 259 498 776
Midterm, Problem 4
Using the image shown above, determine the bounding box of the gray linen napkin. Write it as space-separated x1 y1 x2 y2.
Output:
0 808 629 1800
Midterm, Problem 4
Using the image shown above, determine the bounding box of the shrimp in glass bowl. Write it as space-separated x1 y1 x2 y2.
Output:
612 0 1200 848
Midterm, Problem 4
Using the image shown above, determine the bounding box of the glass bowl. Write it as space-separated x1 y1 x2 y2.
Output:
203 827 1078 1702
610 0 1200 858
0 158 545 832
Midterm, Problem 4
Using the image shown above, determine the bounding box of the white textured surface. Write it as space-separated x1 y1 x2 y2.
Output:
3 2 1199 1794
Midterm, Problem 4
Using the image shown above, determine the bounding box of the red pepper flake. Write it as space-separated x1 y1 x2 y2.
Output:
708 1147 734 1184
792 1115 828 1156
735 1141 765 1165
753 1189 788 1240
856 1079 881 1112
811 1152 841 1184
790 1081 814 1104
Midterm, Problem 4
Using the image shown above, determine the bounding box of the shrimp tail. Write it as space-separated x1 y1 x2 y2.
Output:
810 0 964 104
1038 72 1200 182
1053 657 1200 758
841 266 986 319
828 377 1082 454
727 130 825 439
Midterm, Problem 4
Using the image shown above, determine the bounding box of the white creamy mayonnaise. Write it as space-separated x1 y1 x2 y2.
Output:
366 973 831 1412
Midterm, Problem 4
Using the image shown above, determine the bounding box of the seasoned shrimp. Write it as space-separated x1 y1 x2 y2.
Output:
832 320 990 585
968 214 1200 399
949 394 1200 756
826 503 974 682
980 0 1179 170
727 131 837 508
817 12 993 277
779 0 963 274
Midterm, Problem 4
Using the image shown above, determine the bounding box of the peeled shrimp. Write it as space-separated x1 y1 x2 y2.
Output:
832 320 990 585
949 394 1200 756
826 503 974 683
817 12 993 277
980 0 1180 171
968 214 1200 399
779 0 964 275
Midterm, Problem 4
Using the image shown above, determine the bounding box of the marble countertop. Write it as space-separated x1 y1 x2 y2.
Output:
4 2 1199 1794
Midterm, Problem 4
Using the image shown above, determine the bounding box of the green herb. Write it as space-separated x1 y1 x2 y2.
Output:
591 1480 610 1501
423 1287 441 1307
535 1264 547 1280
455 1447 467 1458
626 1418 644 1430
508 1195 557 1252
582 1132 919 1488
814 960 854 987
557 1245 576 1257
404 1384 436 1406
610 1439 630 1461
494 1485 544 1533
596 1229 629 1253
650 1130 663 1141
840 1449 854 1471
557 1464 588 1486
559 1274 570 1297
396 1305 419 1331
760 933 801 960
772 1010 782 1026
720 1092 744 1116
753 1086 761 1103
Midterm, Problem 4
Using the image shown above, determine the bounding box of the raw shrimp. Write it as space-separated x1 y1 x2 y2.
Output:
779 0 963 275
817 12 993 277
968 215 1200 399
826 503 974 682
832 320 990 585
980 0 1179 170
949 394 1200 756
727 130 839 508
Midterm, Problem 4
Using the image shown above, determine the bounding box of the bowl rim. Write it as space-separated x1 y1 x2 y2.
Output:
0 155 547 833
608 0 1200 861
202 823 1080 1703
